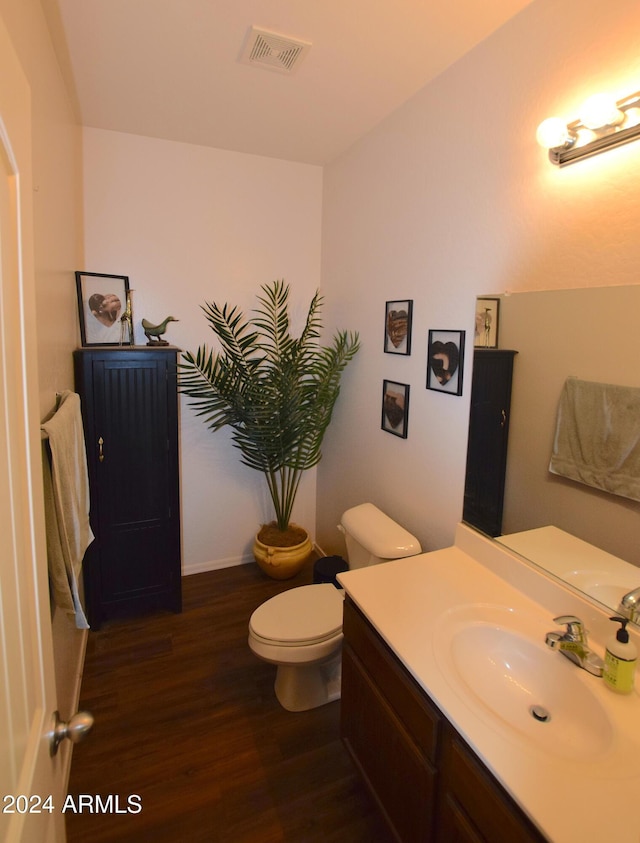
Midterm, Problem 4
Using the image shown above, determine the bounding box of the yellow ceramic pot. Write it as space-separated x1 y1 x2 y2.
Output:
253 526 312 580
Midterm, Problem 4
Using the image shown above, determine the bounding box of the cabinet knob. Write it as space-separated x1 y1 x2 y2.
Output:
98 436 104 462
500 410 507 428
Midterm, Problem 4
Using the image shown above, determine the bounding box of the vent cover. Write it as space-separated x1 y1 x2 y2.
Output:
240 27 311 74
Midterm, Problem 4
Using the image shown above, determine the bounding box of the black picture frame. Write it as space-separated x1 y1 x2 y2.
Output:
381 379 410 438
474 296 500 348
426 329 465 396
384 300 413 355
75 271 130 346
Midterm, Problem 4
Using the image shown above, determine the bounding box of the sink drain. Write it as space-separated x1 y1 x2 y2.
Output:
529 704 550 722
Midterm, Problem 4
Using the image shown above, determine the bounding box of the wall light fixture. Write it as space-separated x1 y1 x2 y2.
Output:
536 90 640 166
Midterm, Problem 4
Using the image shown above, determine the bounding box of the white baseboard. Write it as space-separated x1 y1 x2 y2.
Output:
182 541 328 577
182 554 253 576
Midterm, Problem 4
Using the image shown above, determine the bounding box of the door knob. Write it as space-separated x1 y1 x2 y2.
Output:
50 710 94 756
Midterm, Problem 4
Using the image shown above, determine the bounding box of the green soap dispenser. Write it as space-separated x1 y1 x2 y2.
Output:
603 616 637 694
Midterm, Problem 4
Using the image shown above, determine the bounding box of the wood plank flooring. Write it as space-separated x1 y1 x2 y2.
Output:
66 561 393 843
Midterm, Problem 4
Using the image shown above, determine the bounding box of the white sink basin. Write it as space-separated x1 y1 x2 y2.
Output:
435 605 614 761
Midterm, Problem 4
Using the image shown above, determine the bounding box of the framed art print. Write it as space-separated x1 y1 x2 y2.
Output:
384 300 413 355
474 296 500 348
75 271 130 346
381 379 410 438
426 329 465 396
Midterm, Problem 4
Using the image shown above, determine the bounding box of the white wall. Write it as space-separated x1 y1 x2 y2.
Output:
81 129 323 572
317 0 640 557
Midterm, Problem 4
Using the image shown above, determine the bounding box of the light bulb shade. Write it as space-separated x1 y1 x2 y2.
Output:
578 93 624 130
536 117 573 150
538 89 640 166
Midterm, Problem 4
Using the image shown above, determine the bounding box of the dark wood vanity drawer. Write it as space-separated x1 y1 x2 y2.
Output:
342 645 437 842
438 731 548 843
343 597 441 761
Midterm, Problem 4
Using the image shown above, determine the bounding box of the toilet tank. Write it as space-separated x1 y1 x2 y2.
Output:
340 503 422 569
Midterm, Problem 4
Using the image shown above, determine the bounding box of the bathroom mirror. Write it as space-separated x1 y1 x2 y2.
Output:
464 285 640 618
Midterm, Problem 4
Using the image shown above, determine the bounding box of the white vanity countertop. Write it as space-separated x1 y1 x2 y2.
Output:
498 525 640 610
338 524 640 843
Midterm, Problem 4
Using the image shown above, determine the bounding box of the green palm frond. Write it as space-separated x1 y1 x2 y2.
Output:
179 280 359 530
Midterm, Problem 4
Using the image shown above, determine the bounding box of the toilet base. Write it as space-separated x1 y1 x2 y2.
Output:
274 652 342 712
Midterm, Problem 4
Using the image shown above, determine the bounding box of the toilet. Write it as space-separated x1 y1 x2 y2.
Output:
248 503 422 711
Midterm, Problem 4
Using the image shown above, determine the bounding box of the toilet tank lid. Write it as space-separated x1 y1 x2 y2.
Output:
341 503 422 558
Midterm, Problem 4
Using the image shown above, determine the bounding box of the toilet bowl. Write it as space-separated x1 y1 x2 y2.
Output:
248 503 422 712
249 584 345 711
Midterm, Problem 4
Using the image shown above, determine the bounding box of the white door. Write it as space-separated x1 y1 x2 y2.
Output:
0 17 64 843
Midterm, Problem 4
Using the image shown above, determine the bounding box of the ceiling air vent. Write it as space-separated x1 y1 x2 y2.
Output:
240 27 311 74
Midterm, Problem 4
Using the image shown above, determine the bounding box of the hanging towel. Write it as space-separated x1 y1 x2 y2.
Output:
549 376 640 502
41 390 94 628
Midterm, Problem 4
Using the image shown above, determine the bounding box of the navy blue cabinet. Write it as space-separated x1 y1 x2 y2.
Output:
463 349 517 537
74 348 182 628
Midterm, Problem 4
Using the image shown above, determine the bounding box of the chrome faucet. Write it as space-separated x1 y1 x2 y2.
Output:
545 615 604 677
618 587 640 624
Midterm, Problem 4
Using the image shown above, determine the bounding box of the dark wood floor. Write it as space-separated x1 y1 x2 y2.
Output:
66 560 393 843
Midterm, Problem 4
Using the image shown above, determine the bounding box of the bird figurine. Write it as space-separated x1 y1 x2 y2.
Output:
141 315 179 346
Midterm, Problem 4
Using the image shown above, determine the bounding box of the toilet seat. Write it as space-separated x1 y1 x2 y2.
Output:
249 584 344 646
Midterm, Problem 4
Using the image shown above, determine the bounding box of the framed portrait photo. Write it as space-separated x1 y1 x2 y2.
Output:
426 329 465 396
474 296 500 348
384 300 413 355
75 271 130 346
381 379 410 438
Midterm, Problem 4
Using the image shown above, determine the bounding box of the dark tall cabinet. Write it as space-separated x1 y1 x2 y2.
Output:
74 347 182 628
463 349 517 537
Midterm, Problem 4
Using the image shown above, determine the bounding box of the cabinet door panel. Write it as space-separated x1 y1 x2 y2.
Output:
438 795 484 843
438 734 547 843
342 646 437 843
93 360 174 603
93 360 171 529
343 598 440 761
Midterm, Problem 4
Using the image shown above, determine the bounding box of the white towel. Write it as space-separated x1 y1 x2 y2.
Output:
549 377 640 502
41 390 94 628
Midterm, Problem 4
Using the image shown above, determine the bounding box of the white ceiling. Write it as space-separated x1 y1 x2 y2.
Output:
42 0 533 165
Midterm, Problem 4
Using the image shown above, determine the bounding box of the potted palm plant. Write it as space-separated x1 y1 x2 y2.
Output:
179 280 360 579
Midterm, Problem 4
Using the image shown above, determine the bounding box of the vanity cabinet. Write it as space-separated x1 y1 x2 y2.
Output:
341 597 547 843
74 347 182 628
342 597 440 841
463 349 517 537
